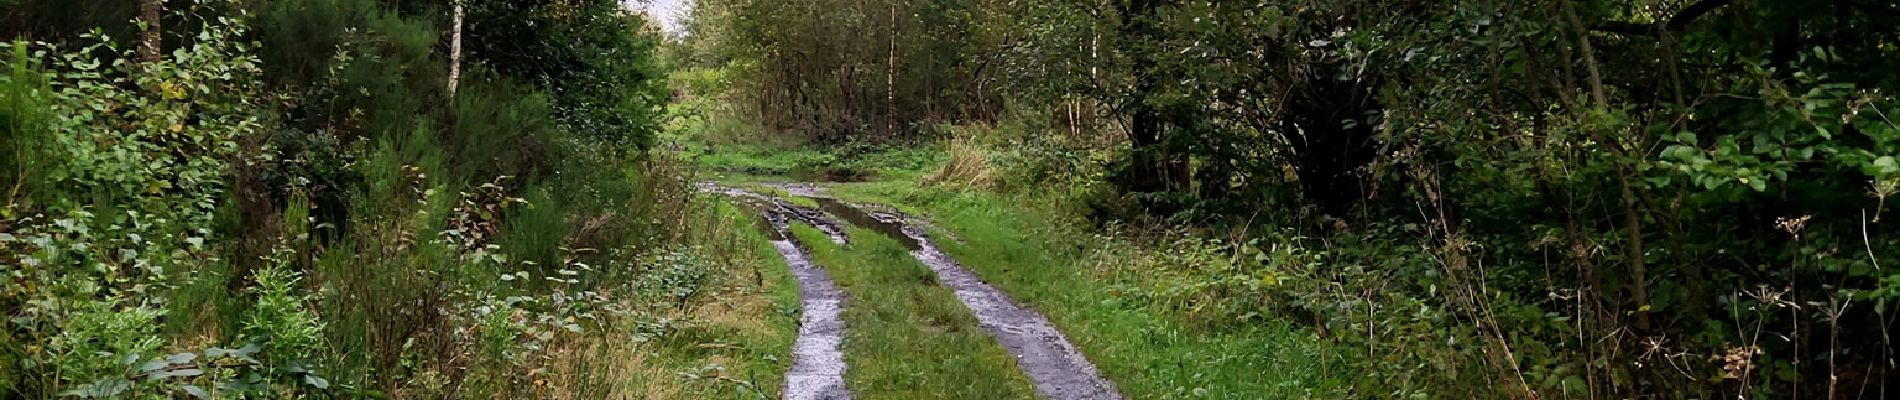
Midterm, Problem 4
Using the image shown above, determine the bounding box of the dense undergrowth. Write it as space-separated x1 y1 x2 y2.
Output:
825 182 1353 399
671 0 1900 396
661 67 942 183
0 0 793 398
875 113 1900 398
771 104 1900 399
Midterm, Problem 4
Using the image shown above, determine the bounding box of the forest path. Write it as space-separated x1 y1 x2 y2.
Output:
704 182 1118 399
809 196 1121 400
701 183 854 400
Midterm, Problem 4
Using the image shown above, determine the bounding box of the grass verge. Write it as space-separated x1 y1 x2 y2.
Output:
828 182 1354 399
788 224 1037 399
607 199 801 398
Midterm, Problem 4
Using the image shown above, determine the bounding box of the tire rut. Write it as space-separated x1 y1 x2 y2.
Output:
700 183 852 400
702 182 1118 399
813 197 1122 400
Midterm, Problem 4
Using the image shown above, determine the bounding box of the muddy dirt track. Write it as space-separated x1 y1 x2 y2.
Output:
816 198 1121 400
702 183 853 400
703 183 1119 400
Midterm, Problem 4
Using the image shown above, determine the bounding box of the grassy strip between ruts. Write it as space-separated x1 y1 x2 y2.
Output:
827 182 1355 399
788 224 1039 399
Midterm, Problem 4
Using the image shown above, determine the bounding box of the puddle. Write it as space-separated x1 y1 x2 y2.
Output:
810 197 919 250
699 182 847 244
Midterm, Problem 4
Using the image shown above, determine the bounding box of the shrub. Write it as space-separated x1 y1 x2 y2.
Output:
2 3 266 394
2 0 692 397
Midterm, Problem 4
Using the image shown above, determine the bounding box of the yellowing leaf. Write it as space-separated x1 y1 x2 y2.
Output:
160 81 187 100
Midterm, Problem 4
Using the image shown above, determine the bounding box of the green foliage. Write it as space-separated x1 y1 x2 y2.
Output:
928 116 1106 194
662 66 779 153
445 71 556 179
682 0 1007 142
466 0 669 150
48 300 166 397
29 13 259 217
1 0 701 397
0 43 49 216
257 0 441 140
241 246 328 387
0 5 266 394
798 0 1900 397
826 182 1354 399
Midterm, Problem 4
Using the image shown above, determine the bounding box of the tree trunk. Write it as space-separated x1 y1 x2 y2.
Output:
1119 0 1167 196
138 0 161 63
885 0 898 142
1128 102 1164 193
1562 0 1652 331
448 0 465 99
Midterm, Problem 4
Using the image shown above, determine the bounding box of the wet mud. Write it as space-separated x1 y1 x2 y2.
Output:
821 198 1123 400
703 182 1119 399
700 183 852 400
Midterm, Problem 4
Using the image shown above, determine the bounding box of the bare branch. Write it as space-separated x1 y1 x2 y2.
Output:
1590 0 1733 36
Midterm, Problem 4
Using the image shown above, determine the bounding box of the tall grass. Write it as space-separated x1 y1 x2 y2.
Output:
0 43 48 215
827 183 1356 399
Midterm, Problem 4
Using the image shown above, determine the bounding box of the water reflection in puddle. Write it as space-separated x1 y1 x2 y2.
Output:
810 196 920 250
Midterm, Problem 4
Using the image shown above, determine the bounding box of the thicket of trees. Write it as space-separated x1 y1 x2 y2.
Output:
676 0 1012 142
1 0 704 397
680 0 1900 397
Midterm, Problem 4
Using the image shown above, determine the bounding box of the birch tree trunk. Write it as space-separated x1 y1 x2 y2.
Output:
448 0 466 99
885 0 898 141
